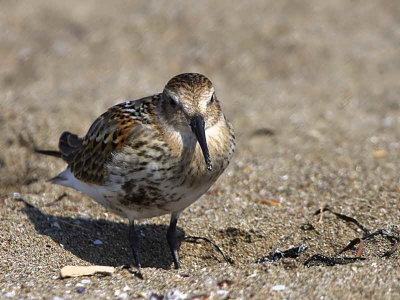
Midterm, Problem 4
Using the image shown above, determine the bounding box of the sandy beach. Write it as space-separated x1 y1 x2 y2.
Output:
1 1 399 299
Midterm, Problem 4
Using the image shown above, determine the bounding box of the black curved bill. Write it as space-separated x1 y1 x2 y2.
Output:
190 114 212 171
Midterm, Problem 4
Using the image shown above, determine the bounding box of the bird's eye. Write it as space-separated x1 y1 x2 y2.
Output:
164 89 180 108
169 96 177 106
167 94 179 107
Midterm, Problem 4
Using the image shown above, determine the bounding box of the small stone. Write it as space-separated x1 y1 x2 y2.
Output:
281 174 289 180
217 280 234 288
216 290 229 299
272 285 286 291
81 279 91 284
5 291 16 298
114 291 128 299
164 290 187 300
76 286 86 294
12 192 22 199
148 292 163 300
93 239 103 245
204 277 216 287
372 149 387 158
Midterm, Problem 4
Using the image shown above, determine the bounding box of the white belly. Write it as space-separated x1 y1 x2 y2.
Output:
53 167 213 220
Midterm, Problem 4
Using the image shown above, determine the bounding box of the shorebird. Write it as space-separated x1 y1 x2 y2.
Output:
36 73 235 270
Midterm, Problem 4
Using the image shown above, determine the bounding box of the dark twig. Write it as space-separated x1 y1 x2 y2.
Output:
338 229 400 258
184 236 234 265
304 254 365 267
45 193 68 207
313 207 399 259
315 206 370 235
338 238 362 255
383 240 400 258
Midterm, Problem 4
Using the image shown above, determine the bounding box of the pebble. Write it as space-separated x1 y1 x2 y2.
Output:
281 174 289 180
272 285 286 291
76 286 86 294
93 239 103 245
123 285 131 292
164 290 187 300
81 279 91 284
12 192 22 199
217 290 229 298
4 291 16 298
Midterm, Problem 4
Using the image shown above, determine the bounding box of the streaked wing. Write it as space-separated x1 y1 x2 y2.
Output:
67 95 159 184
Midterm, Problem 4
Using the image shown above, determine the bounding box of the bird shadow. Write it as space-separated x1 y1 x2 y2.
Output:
22 204 185 270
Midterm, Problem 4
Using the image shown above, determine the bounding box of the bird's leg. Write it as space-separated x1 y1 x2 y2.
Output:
128 219 142 269
167 211 181 269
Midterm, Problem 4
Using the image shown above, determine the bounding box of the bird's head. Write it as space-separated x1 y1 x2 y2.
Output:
161 73 222 171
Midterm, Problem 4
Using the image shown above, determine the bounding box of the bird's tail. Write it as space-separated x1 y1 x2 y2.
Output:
58 131 83 160
34 131 83 163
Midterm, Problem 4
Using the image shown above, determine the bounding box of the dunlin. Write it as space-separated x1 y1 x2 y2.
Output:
36 73 235 270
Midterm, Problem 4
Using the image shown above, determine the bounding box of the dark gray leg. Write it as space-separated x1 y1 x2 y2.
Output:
128 219 141 269
167 212 181 269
